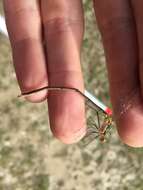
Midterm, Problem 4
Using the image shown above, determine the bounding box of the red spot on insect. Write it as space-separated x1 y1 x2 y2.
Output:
105 108 112 116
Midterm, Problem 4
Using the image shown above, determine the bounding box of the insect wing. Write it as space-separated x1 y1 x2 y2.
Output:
80 95 109 146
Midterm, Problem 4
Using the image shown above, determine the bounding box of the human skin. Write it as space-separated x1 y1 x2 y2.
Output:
3 0 143 147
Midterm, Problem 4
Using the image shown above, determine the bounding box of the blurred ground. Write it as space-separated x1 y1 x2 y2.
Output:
1 1 143 190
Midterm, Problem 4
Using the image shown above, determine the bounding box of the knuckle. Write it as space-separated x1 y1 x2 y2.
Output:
12 37 41 53
4 6 38 17
44 17 82 36
100 17 134 40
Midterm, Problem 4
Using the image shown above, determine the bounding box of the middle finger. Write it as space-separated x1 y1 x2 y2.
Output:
41 0 86 144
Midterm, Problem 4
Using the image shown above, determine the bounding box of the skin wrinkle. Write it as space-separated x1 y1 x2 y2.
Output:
41 0 83 22
12 37 42 48
43 17 83 26
114 88 141 120
44 18 83 37
99 16 134 32
4 7 39 16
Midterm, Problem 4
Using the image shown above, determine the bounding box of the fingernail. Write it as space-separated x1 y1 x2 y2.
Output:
54 126 87 144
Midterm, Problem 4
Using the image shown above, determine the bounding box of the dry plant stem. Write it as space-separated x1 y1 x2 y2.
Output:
18 85 108 115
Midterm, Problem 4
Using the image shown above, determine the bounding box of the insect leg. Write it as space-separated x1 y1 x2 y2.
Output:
83 135 99 147
96 111 100 129
87 119 98 129
88 117 99 131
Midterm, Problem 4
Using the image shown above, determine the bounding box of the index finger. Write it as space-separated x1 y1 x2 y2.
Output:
3 0 48 102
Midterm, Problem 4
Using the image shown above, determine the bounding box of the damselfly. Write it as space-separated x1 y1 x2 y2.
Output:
18 86 113 145
0 15 113 145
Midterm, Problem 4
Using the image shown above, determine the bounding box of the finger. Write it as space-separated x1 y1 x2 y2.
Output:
41 0 86 144
131 1 143 96
3 0 48 102
93 0 143 147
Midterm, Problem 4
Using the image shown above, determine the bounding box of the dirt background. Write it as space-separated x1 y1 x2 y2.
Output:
0 1 143 190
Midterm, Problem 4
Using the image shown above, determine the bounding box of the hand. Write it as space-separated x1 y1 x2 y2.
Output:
3 0 143 147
